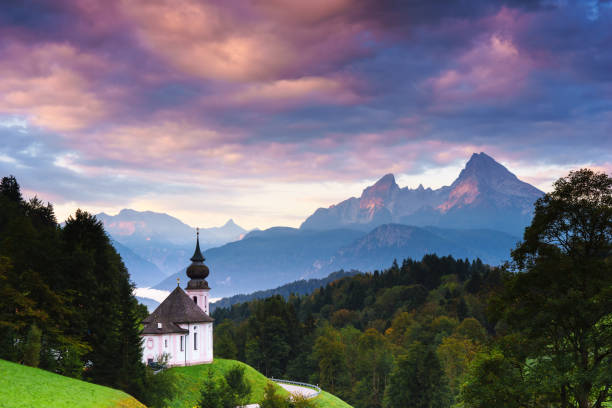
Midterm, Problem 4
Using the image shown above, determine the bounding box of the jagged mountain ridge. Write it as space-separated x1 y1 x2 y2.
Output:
300 152 543 236
96 209 247 283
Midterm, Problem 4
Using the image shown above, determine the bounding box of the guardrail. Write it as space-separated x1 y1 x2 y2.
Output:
269 378 322 399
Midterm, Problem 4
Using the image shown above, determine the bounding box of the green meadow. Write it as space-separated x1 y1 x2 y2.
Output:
0 359 145 408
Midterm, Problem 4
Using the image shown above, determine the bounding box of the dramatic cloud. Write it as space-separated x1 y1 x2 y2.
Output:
0 0 610 228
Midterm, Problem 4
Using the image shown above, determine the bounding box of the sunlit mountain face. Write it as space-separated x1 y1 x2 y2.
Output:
301 153 543 236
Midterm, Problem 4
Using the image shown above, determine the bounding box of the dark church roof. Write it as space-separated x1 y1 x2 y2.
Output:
142 286 213 334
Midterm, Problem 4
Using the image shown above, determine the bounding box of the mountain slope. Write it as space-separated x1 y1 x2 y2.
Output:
110 239 166 287
301 152 543 236
154 224 517 297
0 359 144 408
326 224 518 272
97 209 247 277
154 227 365 296
210 270 360 312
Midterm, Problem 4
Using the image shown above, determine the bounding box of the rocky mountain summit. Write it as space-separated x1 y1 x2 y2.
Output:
300 152 543 236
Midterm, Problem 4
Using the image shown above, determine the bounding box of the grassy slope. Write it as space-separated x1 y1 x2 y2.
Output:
167 359 354 408
311 391 353 408
0 359 144 408
166 358 289 407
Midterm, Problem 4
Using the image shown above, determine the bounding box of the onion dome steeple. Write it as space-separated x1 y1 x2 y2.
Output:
186 228 210 289
190 228 205 263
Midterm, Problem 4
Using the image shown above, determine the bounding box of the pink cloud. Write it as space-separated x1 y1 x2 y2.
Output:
0 42 118 131
118 0 376 82
423 9 541 111
206 76 364 110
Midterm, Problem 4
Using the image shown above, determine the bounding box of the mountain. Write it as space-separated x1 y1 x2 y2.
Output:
154 224 517 297
96 209 247 278
136 296 160 312
210 270 360 312
325 224 518 272
300 152 543 236
154 227 366 296
110 239 166 287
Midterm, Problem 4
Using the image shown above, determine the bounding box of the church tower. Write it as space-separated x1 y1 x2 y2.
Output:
185 228 211 314
141 230 214 367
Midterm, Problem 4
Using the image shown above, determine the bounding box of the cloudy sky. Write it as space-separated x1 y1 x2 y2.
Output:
1 0 611 229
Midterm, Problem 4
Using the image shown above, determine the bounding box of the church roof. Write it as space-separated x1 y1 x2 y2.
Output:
142 320 188 335
143 286 213 334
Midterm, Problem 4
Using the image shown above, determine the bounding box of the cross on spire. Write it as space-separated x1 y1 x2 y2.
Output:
190 227 205 262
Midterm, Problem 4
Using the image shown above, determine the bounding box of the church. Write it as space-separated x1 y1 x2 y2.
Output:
141 231 214 367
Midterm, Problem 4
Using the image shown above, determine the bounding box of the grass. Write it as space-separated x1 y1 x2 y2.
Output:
166 358 289 407
0 359 145 408
311 390 353 408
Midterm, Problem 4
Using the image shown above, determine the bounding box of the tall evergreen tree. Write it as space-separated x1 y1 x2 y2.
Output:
62 210 145 396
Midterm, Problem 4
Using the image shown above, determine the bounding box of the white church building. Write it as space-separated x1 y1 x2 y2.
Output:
141 232 214 366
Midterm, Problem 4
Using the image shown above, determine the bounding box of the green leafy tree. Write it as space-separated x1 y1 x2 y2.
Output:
383 343 450 408
22 324 42 367
260 382 289 408
141 366 178 408
493 169 612 408
214 321 238 359
289 393 315 408
353 328 394 408
224 365 252 406
461 349 535 408
199 369 227 408
313 325 346 394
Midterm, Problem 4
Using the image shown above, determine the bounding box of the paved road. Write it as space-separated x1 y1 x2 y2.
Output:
276 382 319 399
242 381 319 407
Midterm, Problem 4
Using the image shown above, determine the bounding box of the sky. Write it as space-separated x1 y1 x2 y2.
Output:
1 0 611 230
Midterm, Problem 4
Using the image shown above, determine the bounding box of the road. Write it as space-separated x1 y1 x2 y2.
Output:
275 382 319 398
242 381 319 407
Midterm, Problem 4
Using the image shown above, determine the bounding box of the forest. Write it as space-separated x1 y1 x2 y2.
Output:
212 169 612 408
0 175 166 406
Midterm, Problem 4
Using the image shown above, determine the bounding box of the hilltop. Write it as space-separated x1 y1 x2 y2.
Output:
0 359 145 408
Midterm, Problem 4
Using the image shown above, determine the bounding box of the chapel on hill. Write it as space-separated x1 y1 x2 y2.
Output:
141 231 214 366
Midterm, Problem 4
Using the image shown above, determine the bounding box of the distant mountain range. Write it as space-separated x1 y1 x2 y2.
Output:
109 238 166 287
96 209 246 287
102 152 541 298
301 152 543 236
153 224 518 296
209 270 360 312
154 227 365 295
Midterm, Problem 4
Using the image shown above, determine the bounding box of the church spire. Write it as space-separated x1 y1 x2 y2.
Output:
190 227 205 263
186 228 210 284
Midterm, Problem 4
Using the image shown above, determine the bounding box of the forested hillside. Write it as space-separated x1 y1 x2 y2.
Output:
213 254 496 407
213 169 612 408
210 270 360 312
0 176 164 406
